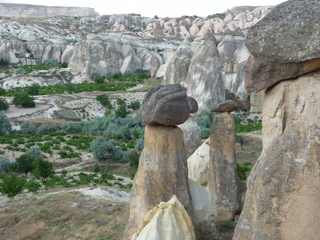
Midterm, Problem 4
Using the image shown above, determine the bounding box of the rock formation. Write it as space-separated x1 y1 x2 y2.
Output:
245 0 320 93
211 100 238 113
209 110 240 222
131 195 196 240
123 84 193 240
234 1 320 239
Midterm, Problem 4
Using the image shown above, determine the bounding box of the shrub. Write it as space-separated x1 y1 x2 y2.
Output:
62 121 81 133
96 94 113 109
61 62 68 68
0 98 9 111
237 162 252 181
90 137 125 161
24 179 42 193
0 112 12 136
37 124 58 135
135 138 144 150
0 58 9 67
93 161 100 172
123 70 132 76
42 58 59 67
33 158 54 179
12 92 36 108
0 88 5 96
20 121 36 134
128 151 140 168
0 174 26 198
196 110 216 139
0 156 13 173
25 146 43 160
27 83 40 95
128 101 140 110
112 71 122 79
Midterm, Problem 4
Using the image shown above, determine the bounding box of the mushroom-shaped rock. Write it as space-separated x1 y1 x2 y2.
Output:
187 96 198 114
140 84 190 126
211 100 238 113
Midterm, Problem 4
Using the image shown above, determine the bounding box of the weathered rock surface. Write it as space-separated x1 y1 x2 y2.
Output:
188 139 210 186
187 97 198 114
123 125 192 240
140 84 190 126
209 112 240 222
245 0 320 92
131 195 195 240
249 90 265 113
211 100 238 113
218 36 250 100
179 116 201 158
0 3 98 18
234 73 320 240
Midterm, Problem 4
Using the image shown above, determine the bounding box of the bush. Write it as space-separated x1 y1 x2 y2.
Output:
25 146 43 160
0 112 12 136
237 162 252 181
123 70 132 76
112 71 122 79
27 83 40 95
0 88 5 96
96 94 113 109
127 101 140 110
62 121 81 133
42 58 59 67
61 62 68 68
12 92 36 108
128 151 140 168
0 97 9 111
90 137 125 161
0 58 9 67
0 156 13 173
37 124 58 135
93 161 100 172
24 179 42 193
0 174 26 198
196 110 216 139
20 121 36 134
33 158 54 179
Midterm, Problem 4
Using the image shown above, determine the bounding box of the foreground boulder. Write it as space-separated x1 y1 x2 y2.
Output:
131 195 195 240
122 125 192 240
234 72 320 240
245 0 320 92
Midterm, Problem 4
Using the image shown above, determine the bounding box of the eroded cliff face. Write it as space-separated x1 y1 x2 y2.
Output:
234 73 320 240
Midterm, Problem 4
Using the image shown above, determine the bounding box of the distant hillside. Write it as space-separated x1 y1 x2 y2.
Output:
0 3 98 18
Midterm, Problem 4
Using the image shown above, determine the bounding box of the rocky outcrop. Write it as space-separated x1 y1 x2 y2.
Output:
0 3 98 18
179 116 201 158
140 84 190 126
124 85 193 240
245 0 320 92
211 100 238 113
234 73 320 240
209 112 240 222
132 195 196 240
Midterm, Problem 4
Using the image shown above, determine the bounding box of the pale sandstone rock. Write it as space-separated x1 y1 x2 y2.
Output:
249 90 265 113
186 33 225 111
187 138 210 185
123 125 192 240
234 73 320 240
131 195 195 240
179 116 201 159
209 112 241 222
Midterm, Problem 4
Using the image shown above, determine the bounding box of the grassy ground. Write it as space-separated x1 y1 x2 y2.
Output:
0 190 129 240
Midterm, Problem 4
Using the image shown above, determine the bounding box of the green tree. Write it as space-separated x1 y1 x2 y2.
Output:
90 137 124 161
32 158 54 179
12 92 36 108
0 98 9 111
0 58 9 67
27 83 40 95
0 112 12 136
10 154 35 178
0 156 13 173
0 174 26 198
25 146 43 160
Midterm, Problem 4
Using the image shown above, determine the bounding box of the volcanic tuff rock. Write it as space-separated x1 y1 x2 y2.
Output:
209 112 240 222
132 195 195 240
245 0 320 92
211 100 238 113
123 125 192 240
140 84 190 126
234 73 320 240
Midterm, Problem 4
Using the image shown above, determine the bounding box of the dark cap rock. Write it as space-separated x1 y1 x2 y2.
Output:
211 100 238 113
140 84 190 126
188 97 198 114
